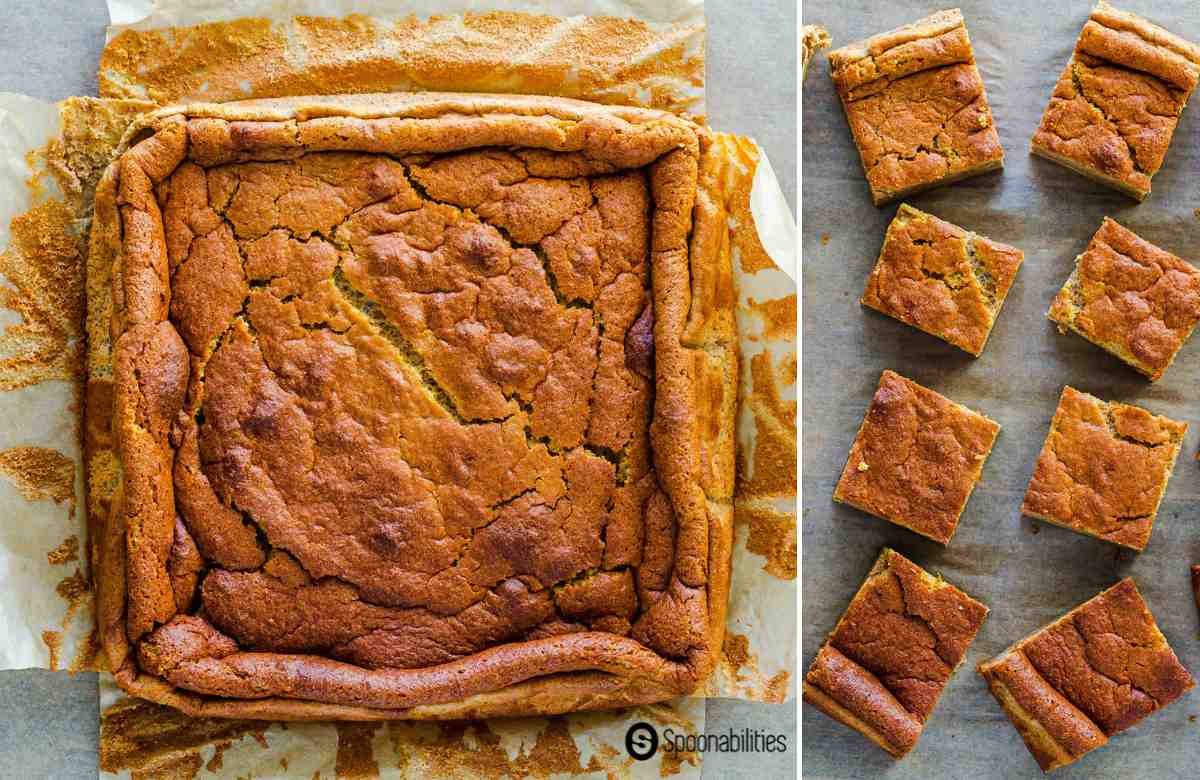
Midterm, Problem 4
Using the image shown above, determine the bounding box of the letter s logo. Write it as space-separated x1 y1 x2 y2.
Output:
625 722 659 760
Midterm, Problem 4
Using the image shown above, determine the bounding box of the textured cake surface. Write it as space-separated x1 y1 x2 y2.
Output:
803 548 988 757
1048 218 1200 381
863 203 1023 356
94 93 737 720
833 370 999 544
978 578 1194 771
1030 1 1200 200
1021 386 1185 550
827 9 1004 205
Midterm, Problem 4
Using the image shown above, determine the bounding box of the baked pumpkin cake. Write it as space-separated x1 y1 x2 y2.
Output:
90 93 738 720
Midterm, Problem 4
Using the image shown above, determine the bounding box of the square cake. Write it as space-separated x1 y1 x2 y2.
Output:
862 203 1024 356
1021 386 1185 550
827 9 1004 206
1047 218 1200 381
90 93 739 720
803 548 988 757
978 578 1194 772
1030 2 1200 201
834 370 999 544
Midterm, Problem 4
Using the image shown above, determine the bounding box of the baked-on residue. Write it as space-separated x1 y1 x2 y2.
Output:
93 93 737 721
1030 1 1200 201
978 578 1194 771
863 203 1023 356
1021 386 1186 550
1047 218 1200 381
803 548 988 757
834 370 999 545
827 9 1004 205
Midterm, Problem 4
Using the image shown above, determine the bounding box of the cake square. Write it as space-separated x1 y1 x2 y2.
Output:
862 203 1024 356
1048 218 1200 381
827 9 1004 206
833 370 999 544
978 578 1194 772
1022 386 1186 550
804 548 988 758
1031 1 1200 201
91 94 739 720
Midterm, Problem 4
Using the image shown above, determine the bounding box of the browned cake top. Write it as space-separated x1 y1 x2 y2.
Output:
97 94 736 720
834 370 999 545
1031 2 1200 198
827 9 1003 204
803 548 988 757
978 578 1194 771
1048 218 1200 381
1021 386 1186 550
863 204 1024 356
164 150 655 621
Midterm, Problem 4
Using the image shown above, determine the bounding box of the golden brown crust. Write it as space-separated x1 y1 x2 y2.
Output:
827 10 1004 205
833 370 999 544
804 548 988 757
1047 218 1200 381
1031 3 1200 201
99 12 705 116
96 92 736 719
863 203 1023 356
978 578 1194 771
1021 386 1186 550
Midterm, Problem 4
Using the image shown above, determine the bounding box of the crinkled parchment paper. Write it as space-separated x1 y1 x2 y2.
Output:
0 1 796 777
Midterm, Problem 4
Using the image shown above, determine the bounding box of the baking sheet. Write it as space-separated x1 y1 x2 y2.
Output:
802 1 1200 778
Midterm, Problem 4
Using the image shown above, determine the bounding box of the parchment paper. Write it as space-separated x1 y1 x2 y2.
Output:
0 94 93 673
802 1 1200 778
0 1 796 776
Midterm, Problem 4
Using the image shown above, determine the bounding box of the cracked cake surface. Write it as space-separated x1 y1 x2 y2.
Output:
1047 218 1200 381
803 548 988 757
827 9 1004 206
92 93 738 720
1021 386 1185 550
1031 1 1200 201
833 370 999 545
978 578 1194 772
862 203 1023 356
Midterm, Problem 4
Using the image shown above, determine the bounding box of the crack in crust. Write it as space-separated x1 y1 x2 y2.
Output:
827 9 1004 206
862 204 1023 356
803 549 987 757
1048 218 1200 381
1030 2 1200 201
833 370 999 545
978 578 1194 772
94 93 737 721
1021 386 1186 550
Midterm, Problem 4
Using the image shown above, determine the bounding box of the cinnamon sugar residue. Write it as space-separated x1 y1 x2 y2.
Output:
0 199 85 391
722 631 752 673
386 718 592 779
736 502 797 580
764 670 791 703
46 534 80 564
41 630 62 670
99 697 266 777
0 446 75 504
335 722 381 779
747 294 796 343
